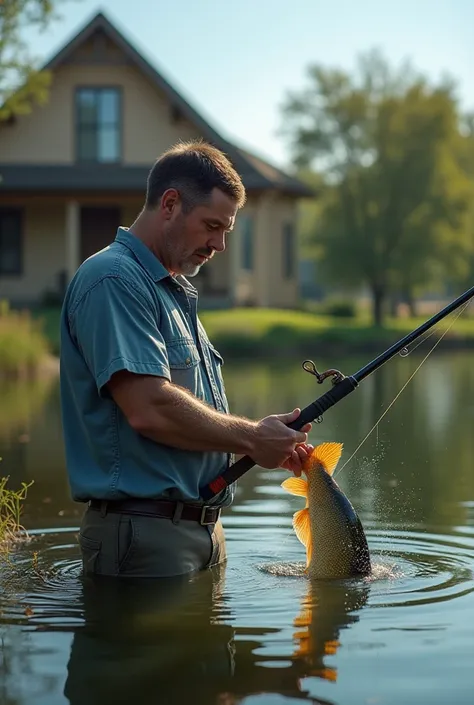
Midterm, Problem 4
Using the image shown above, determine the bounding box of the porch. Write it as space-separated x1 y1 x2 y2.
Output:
0 193 234 307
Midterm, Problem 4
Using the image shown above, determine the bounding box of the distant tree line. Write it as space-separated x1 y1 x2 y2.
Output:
280 49 474 326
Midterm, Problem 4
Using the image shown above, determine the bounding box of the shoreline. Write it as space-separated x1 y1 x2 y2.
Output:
3 333 471 379
2 305 474 377
210 334 474 360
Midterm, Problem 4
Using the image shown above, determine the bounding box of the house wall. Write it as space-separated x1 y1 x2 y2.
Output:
0 198 146 306
0 204 66 304
229 194 299 308
0 34 201 165
264 195 299 308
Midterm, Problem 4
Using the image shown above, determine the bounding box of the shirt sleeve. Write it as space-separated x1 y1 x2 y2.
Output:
69 275 171 395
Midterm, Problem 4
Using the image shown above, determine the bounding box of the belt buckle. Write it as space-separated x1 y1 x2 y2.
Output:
200 505 217 525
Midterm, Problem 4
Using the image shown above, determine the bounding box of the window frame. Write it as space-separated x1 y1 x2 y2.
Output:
282 221 296 279
0 208 23 277
74 85 123 164
240 214 254 271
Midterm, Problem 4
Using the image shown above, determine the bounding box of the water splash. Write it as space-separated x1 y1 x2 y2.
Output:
258 561 306 577
258 559 403 582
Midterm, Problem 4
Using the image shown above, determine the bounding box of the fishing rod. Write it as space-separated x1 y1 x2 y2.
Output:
200 283 474 502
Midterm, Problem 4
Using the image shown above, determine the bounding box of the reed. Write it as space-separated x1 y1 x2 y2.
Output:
0 474 33 553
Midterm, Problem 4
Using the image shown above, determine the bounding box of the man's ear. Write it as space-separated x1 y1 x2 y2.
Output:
160 188 180 219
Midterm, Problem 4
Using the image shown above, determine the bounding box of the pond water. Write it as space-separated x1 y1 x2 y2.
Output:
0 349 474 704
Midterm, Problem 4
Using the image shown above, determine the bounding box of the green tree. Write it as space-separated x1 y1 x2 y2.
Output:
0 0 74 121
280 50 474 325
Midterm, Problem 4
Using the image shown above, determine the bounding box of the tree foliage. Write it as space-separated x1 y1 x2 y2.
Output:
0 0 73 121
281 49 474 325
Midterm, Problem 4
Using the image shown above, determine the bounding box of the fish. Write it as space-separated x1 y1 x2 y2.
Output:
281 441 371 580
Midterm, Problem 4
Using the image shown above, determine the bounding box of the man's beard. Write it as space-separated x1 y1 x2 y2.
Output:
163 222 211 277
180 260 201 277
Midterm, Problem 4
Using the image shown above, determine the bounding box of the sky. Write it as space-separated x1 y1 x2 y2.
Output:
23 0 474 169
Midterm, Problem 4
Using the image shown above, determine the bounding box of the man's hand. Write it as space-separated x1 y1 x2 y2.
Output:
280 442 314 477
249 408 312 470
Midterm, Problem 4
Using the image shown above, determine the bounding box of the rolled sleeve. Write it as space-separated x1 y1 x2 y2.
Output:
70 276 170 395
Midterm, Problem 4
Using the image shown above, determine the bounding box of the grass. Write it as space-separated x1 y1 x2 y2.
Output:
0 300 52 378
0 473 33 555
21 303 474 363
199 306 474 357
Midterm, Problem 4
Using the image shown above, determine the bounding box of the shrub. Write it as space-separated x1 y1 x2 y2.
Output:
322 300 357 318
0 300 50 378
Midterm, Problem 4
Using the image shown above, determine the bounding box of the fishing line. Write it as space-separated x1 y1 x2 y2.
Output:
333 299 472 479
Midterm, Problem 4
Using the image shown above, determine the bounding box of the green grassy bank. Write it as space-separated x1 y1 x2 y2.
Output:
23 305 474 364
199 307 474 358
0 301 54 379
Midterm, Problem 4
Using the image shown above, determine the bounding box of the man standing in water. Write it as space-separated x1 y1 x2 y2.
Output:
59 140 312 579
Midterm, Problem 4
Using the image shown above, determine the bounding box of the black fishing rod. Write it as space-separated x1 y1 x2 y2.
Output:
200 283 474 501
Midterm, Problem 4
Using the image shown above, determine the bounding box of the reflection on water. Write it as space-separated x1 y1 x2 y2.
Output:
1 351 474 704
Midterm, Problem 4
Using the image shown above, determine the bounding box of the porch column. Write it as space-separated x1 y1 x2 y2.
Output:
254 192 276 307
65 200 80 283
228 223 240 306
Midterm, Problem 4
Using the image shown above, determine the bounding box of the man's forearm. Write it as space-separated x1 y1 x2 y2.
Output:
132 381 258 455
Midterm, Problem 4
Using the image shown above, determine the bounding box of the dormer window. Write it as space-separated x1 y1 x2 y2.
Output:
75 87 121 163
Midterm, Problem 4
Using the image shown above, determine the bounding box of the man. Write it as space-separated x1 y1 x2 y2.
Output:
60 140 313 579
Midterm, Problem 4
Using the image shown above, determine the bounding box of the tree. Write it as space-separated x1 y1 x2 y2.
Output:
280 49 474 325
0 0 74 121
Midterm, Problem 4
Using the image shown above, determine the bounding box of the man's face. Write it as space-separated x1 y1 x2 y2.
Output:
161 187 238 276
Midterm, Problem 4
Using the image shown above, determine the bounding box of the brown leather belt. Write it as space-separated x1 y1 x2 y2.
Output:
88 498 221 525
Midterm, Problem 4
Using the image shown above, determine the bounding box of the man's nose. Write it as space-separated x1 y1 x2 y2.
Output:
209 231 226 252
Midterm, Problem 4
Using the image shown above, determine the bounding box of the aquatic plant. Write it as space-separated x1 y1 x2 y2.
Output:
0 473 33 553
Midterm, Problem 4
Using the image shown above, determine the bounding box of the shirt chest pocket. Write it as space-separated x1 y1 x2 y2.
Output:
166 337 202 395
166 337 201 370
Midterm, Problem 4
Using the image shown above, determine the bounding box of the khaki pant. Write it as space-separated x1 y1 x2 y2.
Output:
78 504 227 578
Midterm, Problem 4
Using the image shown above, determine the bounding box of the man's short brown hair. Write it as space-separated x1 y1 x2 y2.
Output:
145 140 247 212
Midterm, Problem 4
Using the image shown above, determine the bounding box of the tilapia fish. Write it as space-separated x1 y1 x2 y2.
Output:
281 441 371 580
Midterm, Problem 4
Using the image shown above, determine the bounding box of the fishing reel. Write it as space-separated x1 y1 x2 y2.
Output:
302 360 346 424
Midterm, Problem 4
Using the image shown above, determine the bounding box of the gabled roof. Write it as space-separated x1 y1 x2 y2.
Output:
0 11 313 198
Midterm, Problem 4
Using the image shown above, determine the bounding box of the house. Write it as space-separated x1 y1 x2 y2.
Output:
0 11 313 309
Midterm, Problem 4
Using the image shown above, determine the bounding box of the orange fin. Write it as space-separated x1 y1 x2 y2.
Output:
281 477 308 498
324 639 341 656
317 667 338 682
293 508 312 567
309 442 343 476
293 610 311 628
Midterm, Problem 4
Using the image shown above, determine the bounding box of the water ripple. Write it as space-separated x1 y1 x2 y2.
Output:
0 524 473 632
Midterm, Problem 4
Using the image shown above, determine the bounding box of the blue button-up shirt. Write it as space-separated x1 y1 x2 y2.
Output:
59 227 234 507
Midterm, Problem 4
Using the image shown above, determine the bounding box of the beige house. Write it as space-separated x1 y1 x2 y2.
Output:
0 11 312 309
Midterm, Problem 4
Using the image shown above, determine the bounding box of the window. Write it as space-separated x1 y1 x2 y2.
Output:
241 215 254 271
0 209 22 275
76 87 121 162
282 222 295 279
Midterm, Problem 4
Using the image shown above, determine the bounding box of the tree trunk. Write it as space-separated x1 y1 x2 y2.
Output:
389 292 400 317
403 288 417 317
371 285 385 327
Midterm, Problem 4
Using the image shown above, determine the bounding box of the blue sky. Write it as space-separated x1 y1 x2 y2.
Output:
25 0 474 168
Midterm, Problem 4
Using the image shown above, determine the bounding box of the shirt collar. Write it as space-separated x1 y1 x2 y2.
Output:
115 227 199 295
115 227 170 283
